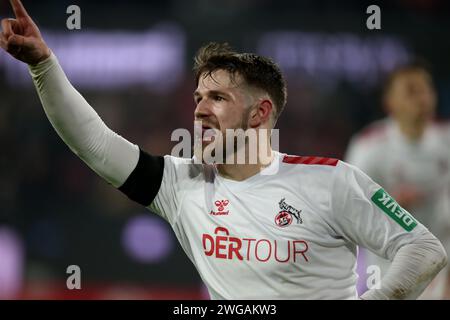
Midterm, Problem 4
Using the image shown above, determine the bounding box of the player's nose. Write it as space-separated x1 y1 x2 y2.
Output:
194 98 213 119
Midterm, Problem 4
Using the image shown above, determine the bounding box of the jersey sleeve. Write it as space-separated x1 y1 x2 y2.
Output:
119 152 197 224
29 52 141 187
329 161 430 261
152 156 203 224
118 148 165 207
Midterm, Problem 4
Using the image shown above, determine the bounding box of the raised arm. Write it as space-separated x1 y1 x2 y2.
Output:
0 0 141 188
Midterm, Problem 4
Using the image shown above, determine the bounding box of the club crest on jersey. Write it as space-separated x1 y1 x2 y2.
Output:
275 198 302 227
210 199 230 216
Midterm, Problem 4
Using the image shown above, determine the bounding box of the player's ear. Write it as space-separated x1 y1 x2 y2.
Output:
249 99 272 128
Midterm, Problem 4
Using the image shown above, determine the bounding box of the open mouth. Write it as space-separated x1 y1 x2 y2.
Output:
202 124 217 134
201 125 219 142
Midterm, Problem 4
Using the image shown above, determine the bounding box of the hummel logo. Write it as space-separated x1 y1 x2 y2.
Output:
210 200 230 216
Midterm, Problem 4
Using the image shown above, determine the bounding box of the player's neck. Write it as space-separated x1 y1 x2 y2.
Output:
397 120 427 142
215 149 275 181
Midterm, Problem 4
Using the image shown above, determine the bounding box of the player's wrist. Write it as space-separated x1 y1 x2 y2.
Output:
28 48 56 76
40 47 51 63
25 40 52 66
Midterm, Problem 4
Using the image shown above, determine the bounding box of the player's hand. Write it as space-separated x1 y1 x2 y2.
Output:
0 0 51 65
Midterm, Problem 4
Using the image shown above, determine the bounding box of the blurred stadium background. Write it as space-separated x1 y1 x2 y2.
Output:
0 0 449 299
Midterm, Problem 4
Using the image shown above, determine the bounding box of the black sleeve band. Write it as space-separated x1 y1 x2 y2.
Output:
118 148 165 207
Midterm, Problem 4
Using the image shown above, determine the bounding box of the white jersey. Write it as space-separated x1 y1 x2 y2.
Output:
149 151 428 299
27 53 445 300
346 118 450 298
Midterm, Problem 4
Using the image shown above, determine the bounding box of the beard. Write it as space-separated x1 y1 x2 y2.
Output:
197 108 252 165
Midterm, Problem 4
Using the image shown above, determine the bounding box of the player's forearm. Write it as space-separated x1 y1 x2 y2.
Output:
361 232 447 300
28 52 139 187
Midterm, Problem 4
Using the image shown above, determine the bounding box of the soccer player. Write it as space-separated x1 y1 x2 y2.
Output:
1 0 447 300
346 63 450 299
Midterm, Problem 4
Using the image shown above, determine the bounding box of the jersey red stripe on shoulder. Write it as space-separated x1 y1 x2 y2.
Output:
282 155 339 166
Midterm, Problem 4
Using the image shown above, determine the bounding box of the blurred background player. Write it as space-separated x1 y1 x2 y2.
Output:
346 63 450 299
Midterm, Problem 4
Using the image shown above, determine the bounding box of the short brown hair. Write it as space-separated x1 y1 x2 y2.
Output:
193 42 287 123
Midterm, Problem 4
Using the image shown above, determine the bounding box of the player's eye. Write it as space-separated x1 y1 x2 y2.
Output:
213 95 225 102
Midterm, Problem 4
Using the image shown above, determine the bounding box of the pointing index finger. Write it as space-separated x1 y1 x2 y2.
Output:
9 0 30 19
